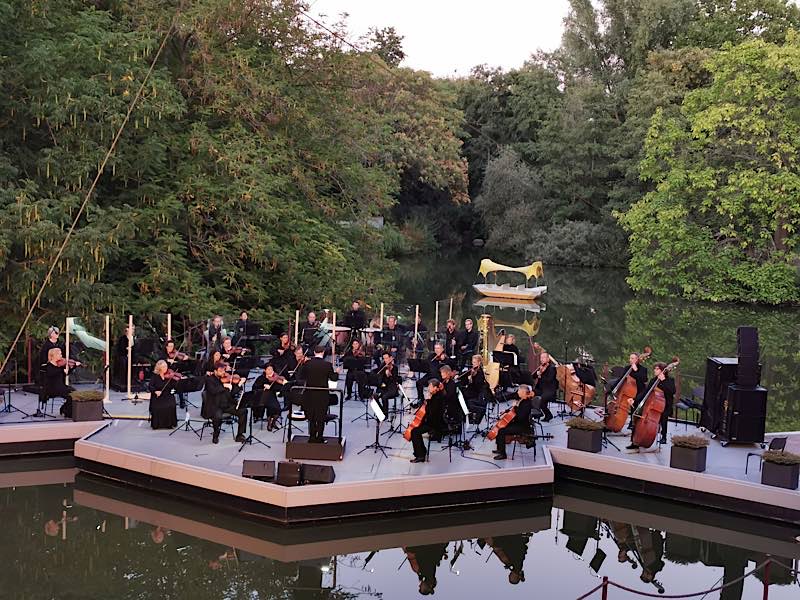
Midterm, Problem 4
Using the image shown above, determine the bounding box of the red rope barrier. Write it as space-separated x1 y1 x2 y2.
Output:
575 581 605 600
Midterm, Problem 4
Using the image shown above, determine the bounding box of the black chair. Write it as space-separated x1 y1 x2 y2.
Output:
507 396 545 461
199 391 236 442
745 437 788 474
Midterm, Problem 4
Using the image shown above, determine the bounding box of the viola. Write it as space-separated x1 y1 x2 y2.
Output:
55 358 82 368
220 372 243 385
164 369 185 381
403 403 427 441
167 350 189 361
223 345 248 356
487 405 517 441
604 348 652 433
631 357 679 449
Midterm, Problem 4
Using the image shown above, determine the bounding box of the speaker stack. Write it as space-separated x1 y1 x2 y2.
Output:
701 327 767 445
242 459 335 486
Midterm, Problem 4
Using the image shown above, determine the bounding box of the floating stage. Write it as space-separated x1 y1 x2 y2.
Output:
1 383 798 526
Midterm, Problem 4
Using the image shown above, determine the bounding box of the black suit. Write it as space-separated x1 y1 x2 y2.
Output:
297 356 338 441
202 374 246 439
495 396 533 454
534 362 557 420
343 308 366 330
410 389 446 459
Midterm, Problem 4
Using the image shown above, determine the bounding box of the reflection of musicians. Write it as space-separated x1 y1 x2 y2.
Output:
409 379 446 463
627 362 675 452
296 346 339 444
482 533 531 584
633 526 665 586
404 543 447 595
534 352 556 421
493 384 533 460
203 362 247 444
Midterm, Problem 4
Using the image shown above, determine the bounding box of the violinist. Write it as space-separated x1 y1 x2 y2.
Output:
533 352 557 422
148 360 180 429
44 348 76 418
460 355 488 423
372 351 401 415
444 319 459 359
409 378 447 463
439 365 461 424
251 364 286 430
162 339 191 408
343 300 367 331
301 312 320 349
456 318 479 367
205 350 223 376
626 362 674 452
202 362 247 444
270 333 295 374
220 336 248 363
493 384 534 460
415 341 451 405
344 338 369 400
403 543 447 595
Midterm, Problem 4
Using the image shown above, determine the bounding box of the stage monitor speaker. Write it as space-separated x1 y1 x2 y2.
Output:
277 460 302 486
736 326 759 358
242 460 275 482
701 357 738 433
736 326 760 386
302 463 336 485
719 385 767 444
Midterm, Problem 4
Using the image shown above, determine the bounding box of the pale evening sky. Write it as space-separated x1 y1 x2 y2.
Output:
309 1 572 77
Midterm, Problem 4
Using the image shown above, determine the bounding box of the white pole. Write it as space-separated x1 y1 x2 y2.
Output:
65 317 72 385
449 298 454 321
294 309 300 347
414 305 419 354
126 315 133 399
379 303 384 329
332 312 337 364
167 313 172 340
104 315 110 402
435 301 439 334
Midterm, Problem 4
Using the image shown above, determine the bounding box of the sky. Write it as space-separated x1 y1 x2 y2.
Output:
309 0 572 77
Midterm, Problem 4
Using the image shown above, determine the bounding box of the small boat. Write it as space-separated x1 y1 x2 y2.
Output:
472 258 547 300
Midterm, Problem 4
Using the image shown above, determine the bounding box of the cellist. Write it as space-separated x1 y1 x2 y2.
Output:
493 384 534 461
408 378 447 463
626 362 674 452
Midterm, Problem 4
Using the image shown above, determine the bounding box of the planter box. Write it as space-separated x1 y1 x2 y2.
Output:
567 428 602 453
761 461 799 490
72 400 103 422
670 446 707 472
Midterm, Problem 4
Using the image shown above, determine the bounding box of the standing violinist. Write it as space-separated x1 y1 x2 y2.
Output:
373 351 401 415
409 378 447 463
250 363 286 430
343 299 367 331
344 338 369 400
493 384 534 460
44 348 76 418
203 362 247 444
460 355 488 423
415 341 451 405
148 360 179 429
534 352 557 422
626 362 674 452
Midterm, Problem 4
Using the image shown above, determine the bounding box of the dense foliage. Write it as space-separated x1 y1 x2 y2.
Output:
0 0 468 338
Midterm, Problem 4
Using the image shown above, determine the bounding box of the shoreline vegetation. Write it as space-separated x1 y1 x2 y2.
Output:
1 0 800 349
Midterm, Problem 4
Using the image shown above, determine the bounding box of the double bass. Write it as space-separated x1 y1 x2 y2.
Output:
604 347 651 433
556 362 596 412
631 357 679 449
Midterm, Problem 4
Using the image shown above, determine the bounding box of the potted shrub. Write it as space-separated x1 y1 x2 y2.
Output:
71 390 104 422
669 434 709 472
566 417 604 453
761 450 800 490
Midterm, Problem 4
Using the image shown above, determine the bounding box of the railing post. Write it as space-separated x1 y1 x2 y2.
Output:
762 560 770 600
601 576 609 600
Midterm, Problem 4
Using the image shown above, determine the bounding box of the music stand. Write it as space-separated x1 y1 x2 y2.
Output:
406 358 429 381
284 384 307 442
343 356 371 401
382 382 412 440
170 410 202 439
357 399 392 457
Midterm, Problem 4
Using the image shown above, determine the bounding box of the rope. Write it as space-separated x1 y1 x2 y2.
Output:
0 15 179 377
575 581 606 600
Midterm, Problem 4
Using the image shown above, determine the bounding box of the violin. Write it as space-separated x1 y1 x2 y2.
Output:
220 372 243 386
264 371 287 388
55 358 82 368
223 345 248 356
167 350 189 362
164 369 185 381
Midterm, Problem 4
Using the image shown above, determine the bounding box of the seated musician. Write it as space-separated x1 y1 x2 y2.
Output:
270 333 295 374
626 362 674 452
44 348 76 418
343 300 367 331
372 351 401 415
403 543 448 595
493 384 534 460
148 360 179 430
205 350 222 376
162 339 191 408
344 338 369 400
460 355 488 423
498 333 522 386
528 342 544 374
409 378 447 463
439 365 462 425
444 319 459 359
409 314 428 356
415 342 451 405
534 352 557 422
481 534 531 584
220 337 248 366
456 318 479 367
202 362 247 444
250 363 286 431
301 312 320 349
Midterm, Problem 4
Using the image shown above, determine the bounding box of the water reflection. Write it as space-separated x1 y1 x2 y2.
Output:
1 460 798 599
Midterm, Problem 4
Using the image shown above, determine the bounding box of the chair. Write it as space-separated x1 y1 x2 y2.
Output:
508 396 545 461
198 391 236 442
745 437 787 474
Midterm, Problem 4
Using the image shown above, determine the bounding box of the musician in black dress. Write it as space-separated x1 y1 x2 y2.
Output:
148 360 179 429
415 342 450 404
232 311 249 346
44 348 75 418
296 346 339 443
112 324 133 385
626 362 675 451
482 533 531 584
301 312 320 349
493 384 534 460
460 355 487 423
249 364 286 430
344 338 369 400
204 350 222 375
270 333 295 374
409 378 447 463
202 362 247 444
373 351 401 415
343 300 367 331
403 543 448 595
503 334 522 384
534 352 557 422
456 318 479 367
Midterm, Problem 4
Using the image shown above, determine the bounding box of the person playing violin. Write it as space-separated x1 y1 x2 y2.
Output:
44 348 77 418
250 363 286 430
626 362 675 452
534 352 557 422
148 360 180 429
344 338 369 400
372 351 401 415
415 341 451 406
409 378 447 463
202 362 247 444
162 339 191 408
460 354 488 423
270 333 295 374
493 384 534 460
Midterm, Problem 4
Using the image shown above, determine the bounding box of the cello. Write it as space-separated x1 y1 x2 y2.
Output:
631 357 679 449
403 403 427 441
486 405 516 441
604 348 651 432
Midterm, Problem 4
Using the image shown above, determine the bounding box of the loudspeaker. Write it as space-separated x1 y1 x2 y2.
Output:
719 385 767 444
276 460 302 486
736 326 760 387
701 357 738 433
302 463 336 484
242 460 275 482
736 326 759 357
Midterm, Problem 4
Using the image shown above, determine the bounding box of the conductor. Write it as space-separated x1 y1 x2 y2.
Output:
297 345 339 443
